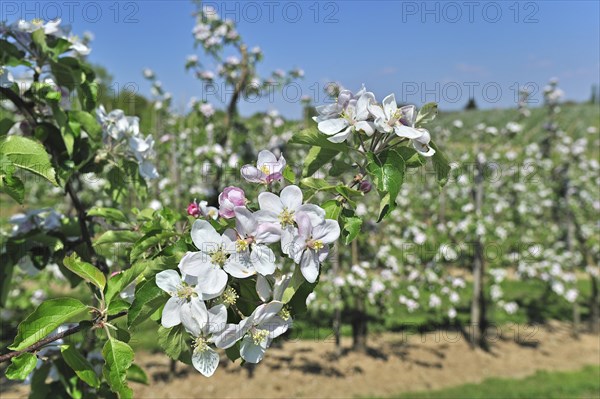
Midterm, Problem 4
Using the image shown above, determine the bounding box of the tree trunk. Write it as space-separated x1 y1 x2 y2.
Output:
470 153 487 348
350 240 368 351
332 241 342 355
591 273 600 334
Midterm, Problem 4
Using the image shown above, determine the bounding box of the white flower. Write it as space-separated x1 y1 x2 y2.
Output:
231 207 281 277
369 97 435 156
156 269 215 328
289 212 340 283
241 150 286 184
180 220 253 281
199 200 218 220
256 185 325 255
214 301 291 363
316 91 376 143
180 302 227 377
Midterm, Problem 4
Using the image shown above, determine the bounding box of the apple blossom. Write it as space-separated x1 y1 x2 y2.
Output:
241 150 286 184
290 212 341 283
155 269 212 328
256 185 325 254
213 301 291 363
316 90 376 143
180 302 227 377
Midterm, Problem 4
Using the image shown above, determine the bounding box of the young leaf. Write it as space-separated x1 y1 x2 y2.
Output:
415 102 438 126
9 298 89 351
127 278 168 328
158 325 190 362
366 150 405 201
6 353 37 380
289 128 347 152
341 215 362 245
88 207 129 224
126 364 149 385
0 172 25 203
60 345 101 388
429 140 451 187
95 231 140 246
303 146 338 176
63 253 106 290
102 338 134 399
0 135 58 186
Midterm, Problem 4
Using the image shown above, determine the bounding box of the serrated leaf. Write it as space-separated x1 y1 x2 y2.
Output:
0 135 58 186
102 338 134 399
158 324 190 362
415 102 438 126
303 146 338 176
321 199 343 220
377 192 394 222
60 344 101 388
282 165 296 184
9 298 89 351
396 146 426 168
105 260 148 305
366 150 405 201
69 111 102 140
0 172 25 203
6 353 37 380
341 216 362 245
88 207 129 224
126 364 149 385
289 128 348 152
430 140 450 187
95 231 139 246
63 253 106 290
127 278 168 328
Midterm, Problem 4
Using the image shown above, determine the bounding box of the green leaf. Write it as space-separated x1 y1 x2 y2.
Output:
95 231 139 246
102 338 134 399
60 345 101 388
158 324 190 363
130 231 177 263
127 278 168 328
329 159 355 176
341 215 362 245
415 102 438 126
282 265 306 304
6 353 37 380
395 146 426 168
69 111 102 140
282 165 296 184
299 177 336 191
430 140 451 187
107 299 131 316
88 207 129 224
303 146 338 176
289 128 348 152
0 39 27 66
126 364 149 385
335 185 363 207
0 135 58 186
377 192 394 222
286 266 318 317
366 150 405 199
9 298 89 351
0 172 25 203
321 199 343 220
63 253 106 290
105 260 148 305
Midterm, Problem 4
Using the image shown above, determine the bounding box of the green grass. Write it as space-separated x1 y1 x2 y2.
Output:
385 365 600 399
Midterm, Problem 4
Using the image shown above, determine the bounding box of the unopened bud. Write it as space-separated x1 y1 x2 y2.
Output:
359 180 372 193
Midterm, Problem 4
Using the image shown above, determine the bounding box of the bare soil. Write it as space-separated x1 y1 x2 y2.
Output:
3 321 599 398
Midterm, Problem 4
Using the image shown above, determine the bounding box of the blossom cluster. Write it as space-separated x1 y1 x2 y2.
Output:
1 18 91 55
313 85 435 156
96 106 159 180
160 150 340 376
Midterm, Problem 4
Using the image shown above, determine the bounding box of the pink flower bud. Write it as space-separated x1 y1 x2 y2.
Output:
187 201 201 217
218 186 246 218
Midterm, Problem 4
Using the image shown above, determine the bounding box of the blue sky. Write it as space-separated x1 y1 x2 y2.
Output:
3 1 599 118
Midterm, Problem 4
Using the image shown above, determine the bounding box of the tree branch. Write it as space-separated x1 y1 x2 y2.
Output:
0 311 127 364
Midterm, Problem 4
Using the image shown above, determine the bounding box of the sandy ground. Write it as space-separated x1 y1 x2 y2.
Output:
2 321 599 398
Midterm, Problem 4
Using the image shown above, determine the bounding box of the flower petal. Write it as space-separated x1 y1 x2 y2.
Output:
240 334 267 364
161 296 182 328
394 124 423 139
178 251 211 278
250 244 277 276
257 192 284 214
252 301 284 325
300 250 320 283
155 269 181 294
318 118 348 135
207 304 228 335
313 219 341 243
280 185 303 210
213 319 250 349
191 219 222 252
256 274 273 302
234 206 257 237
192 347 220 377
382 94 397 120
180 298 208 337
223 255 256 278
256 150 278 168
241 165 265 183
196 264 228 299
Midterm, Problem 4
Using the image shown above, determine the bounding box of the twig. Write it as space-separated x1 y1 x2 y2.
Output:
0 311 128 363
